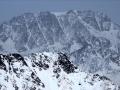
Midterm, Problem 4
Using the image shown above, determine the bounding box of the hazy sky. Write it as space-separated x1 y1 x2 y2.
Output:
0 0 120 24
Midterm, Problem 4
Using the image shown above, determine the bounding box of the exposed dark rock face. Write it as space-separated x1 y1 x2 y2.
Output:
0 54 6 70
8 53 28 66
57 53 77 74
31 72 45 88
93 74 110 81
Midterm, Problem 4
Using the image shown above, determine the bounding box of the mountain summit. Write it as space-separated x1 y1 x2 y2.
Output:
0 10 120 85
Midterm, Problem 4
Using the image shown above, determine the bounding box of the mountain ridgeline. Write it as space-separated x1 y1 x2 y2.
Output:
0 10 120 85
0 52 119 90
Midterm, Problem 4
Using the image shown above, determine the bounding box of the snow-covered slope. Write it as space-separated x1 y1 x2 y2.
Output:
0 52 118 90
0 10 120 85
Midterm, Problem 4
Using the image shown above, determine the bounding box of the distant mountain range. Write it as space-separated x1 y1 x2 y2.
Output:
0 10 120 85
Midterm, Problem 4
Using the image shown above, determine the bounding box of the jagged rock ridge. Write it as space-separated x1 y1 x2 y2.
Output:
0 52 118 90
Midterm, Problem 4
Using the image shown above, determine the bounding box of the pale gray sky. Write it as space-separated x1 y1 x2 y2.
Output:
0 0 120 24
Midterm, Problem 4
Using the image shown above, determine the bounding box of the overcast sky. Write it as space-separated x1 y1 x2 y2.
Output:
0 0 120 24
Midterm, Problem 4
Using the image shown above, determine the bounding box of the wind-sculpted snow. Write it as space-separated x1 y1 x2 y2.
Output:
0 52 118 90
0 10 120 85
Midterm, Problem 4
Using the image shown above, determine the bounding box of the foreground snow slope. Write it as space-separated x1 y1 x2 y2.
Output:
0 52 118 90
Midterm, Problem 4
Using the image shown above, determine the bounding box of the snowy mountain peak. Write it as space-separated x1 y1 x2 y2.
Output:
0 52 118 90
0 10 120 86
